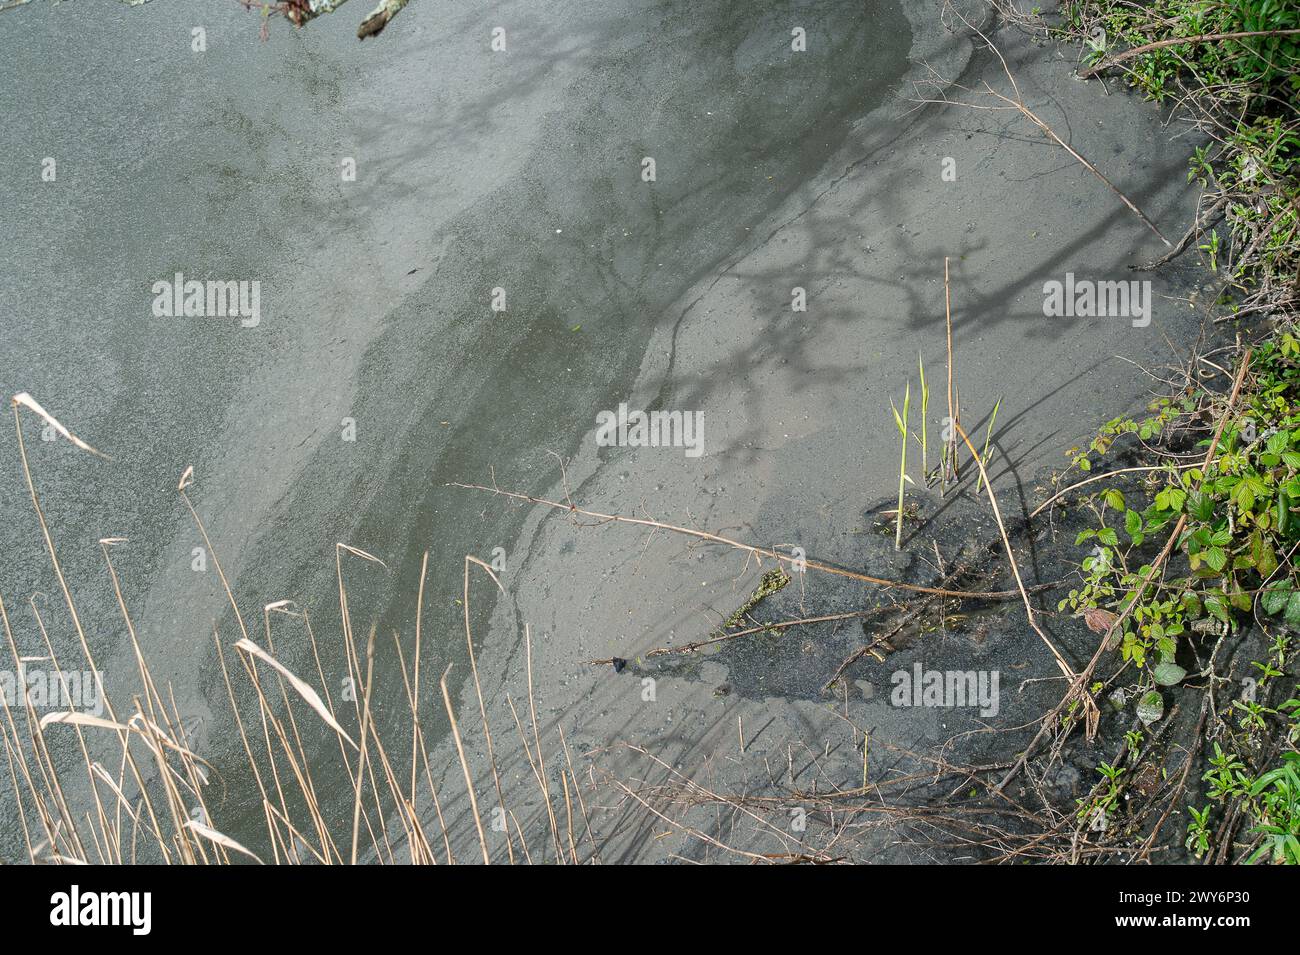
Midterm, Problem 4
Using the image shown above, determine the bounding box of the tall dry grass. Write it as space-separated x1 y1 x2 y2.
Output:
1 394 594 865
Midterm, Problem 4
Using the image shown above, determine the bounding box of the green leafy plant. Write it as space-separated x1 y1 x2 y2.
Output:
1186 804 1213 858
1245 753 1300 864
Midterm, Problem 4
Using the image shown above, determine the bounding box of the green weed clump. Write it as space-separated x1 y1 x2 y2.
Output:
1058 335 1300 861
1036 0 1300 865
1062 0 1299 321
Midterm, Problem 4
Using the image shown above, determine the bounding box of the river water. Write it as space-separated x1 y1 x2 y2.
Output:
0 0 935 855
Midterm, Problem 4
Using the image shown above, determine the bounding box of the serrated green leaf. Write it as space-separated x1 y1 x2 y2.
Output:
1187 493 1215 522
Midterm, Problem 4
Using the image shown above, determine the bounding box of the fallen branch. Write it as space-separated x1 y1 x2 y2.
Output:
643 607 894 659
1029 463 1201 519
823 559 975 691
1133 195 1230 271
449 480 1043 600
1080 29 1300 78
925 9 1170 246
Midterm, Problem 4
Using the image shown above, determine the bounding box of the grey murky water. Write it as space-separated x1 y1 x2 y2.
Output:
0 0 912 852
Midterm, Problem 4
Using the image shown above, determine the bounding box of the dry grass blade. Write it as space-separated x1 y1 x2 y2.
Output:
440 664 491 864
38 712 128 732
234 638 358 750
185 819 265 864
462 555 515 864
11 393 109 459
336 543 389 568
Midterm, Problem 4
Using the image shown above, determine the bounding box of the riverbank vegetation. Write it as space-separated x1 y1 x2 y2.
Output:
1035 0 1300 862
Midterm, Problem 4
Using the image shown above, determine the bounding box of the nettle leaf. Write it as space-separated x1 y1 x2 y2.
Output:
1251 531 1279 578
1235 474 1269 512
1104 488 1126 512
1155 487 1187 512
1187 493 1215 522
